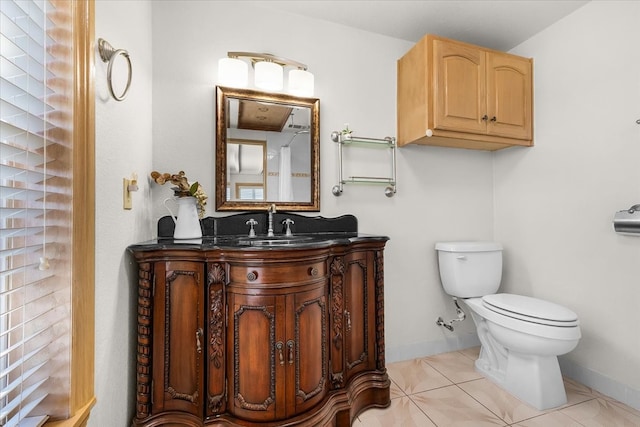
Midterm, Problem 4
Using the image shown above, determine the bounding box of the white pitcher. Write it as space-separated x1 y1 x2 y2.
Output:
164 196 203 239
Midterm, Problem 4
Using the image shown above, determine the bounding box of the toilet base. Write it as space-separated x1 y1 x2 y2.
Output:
476 350 567 410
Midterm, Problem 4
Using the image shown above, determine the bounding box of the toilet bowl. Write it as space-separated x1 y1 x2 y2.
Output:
435 242 581 410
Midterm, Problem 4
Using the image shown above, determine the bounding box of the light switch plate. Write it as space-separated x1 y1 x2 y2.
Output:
123 178 132 209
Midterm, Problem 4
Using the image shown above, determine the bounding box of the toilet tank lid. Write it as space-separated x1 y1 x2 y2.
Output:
435 241 503 252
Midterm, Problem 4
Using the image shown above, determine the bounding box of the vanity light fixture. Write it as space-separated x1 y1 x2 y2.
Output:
218 52 314 96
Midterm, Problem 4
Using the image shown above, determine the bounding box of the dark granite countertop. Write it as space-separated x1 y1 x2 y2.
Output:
128 232 388 252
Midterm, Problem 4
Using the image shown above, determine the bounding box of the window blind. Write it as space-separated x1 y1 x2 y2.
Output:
0 0 73 425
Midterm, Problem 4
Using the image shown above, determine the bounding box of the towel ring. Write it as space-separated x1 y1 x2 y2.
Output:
98 38 132 101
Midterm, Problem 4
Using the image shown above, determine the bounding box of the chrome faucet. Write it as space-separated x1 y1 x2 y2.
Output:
267 204 276 237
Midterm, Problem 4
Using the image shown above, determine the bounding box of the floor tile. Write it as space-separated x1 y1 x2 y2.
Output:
387 358 452 395
354 396 436 427
560 397 640 426
512 411 584 427
458 346 480 361
411 385 507 426
458 378 546 424
389 377 405 399
563 377 599 407
424 350 483 383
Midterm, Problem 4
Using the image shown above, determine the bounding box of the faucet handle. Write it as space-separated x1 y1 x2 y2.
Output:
282 218 294 236
246 218 258 237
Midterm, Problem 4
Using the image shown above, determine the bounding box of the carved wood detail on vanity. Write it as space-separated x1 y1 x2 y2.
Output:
135 262 153 419
375 250 386 370
330 256 345 388
207 263 226 414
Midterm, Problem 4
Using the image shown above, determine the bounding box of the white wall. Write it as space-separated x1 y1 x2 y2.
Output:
498 0 640 409
93 1 153 426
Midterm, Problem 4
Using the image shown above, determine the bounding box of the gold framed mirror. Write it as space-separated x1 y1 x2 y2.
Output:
215 86 320 211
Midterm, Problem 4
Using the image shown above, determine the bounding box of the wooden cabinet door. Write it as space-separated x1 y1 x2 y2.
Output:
152 260 205 416
343 251 377 381
433 39 486 134
486 51 532 140
288 285 328 415
227 292 282 422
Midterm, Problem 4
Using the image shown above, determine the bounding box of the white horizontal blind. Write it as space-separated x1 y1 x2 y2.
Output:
0 0 72 425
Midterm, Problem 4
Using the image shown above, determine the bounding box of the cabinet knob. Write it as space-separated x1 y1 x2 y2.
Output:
490 116 497 122
309 267 318 277
246 271 258 281
481 115 488 121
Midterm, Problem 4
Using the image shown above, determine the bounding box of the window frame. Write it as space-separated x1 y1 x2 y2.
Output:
45 0 96 425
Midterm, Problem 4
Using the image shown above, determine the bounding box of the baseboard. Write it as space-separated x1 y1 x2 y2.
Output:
559 356 640 412
386 331 480 363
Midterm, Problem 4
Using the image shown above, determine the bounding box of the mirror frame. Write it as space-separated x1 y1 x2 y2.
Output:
215 86 320 212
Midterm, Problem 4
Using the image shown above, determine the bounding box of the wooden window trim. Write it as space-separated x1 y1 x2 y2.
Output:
46 0 96 425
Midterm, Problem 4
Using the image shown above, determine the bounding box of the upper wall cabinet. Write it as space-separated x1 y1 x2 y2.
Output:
397 34 533 151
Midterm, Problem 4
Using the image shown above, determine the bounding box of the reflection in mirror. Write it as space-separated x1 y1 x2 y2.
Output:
227 139 266 201
216 86 320 211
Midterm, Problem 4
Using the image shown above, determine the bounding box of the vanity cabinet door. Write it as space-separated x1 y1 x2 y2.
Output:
227 280 328 422
343 250 377 381
151 260 205 416
288 284 328 415
227 292 281 422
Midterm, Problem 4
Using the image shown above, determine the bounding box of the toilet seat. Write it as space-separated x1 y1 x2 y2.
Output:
482 293 579 327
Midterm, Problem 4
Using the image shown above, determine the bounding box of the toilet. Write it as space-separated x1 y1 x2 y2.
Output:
435 241 581 410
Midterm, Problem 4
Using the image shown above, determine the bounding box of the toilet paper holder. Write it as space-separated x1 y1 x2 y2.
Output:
613 204 640 234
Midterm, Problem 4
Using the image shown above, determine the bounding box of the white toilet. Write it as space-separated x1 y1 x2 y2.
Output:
435 241 581 410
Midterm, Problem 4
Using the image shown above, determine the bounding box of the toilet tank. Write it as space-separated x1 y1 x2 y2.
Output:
435 241 503 298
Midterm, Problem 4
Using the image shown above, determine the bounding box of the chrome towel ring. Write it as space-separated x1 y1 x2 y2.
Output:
98 38 132 101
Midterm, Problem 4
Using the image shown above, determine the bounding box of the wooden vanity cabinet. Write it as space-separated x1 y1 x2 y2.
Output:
398 34 533 150
129 237 389 427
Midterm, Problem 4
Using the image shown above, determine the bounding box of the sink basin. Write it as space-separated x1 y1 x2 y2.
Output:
236 235 315 246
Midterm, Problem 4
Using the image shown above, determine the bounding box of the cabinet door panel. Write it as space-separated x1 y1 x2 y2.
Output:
228 294 281 421
486 52 532 140
291 285 328 414
434 39 486 134
344 252 376 379
152 261 204 416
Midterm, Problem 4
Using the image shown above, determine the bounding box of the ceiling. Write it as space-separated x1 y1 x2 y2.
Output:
261 0 590 51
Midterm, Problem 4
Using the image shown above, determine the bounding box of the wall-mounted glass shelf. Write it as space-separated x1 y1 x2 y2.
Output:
331 131 397 197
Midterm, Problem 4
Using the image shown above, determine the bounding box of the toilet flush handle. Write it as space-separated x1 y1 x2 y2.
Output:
456 255 467 261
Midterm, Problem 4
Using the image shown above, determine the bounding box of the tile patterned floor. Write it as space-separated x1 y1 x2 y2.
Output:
354 348 640 426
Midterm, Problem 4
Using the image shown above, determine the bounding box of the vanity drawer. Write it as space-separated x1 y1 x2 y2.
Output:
229 261 326 284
